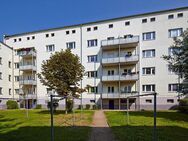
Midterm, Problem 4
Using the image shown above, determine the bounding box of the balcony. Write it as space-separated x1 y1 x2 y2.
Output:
19 64 37 71
19 94 37 99
18 50 36 58
101 36 139 49
102 92 138 99
102 74 139 82
102 55 139 65
19 79 37 85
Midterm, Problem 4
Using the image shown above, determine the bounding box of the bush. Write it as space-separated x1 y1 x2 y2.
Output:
47 100 59 111
85 104 90 110
78 105 83 110
92 104 98 110
35 104 42 109
66 98 73 113
178 98 188 113
6 100 19 109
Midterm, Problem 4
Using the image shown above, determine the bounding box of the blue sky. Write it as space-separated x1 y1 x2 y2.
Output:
0 0 188 40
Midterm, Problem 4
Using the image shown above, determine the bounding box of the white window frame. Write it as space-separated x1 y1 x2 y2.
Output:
168 84 178 92
66 42 76 49
87 71 97 78
87 39 97 47
168 28 183 38
142 49 155 58
87 55 97 62
142 67 155 75
143 32 155 41
46 44 55 52
142 85 155 92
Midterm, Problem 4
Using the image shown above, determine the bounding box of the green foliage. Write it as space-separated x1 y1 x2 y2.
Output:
163 29 188 94
6 100 19 109
47 100 59 111
35 104 42 109
38 49 85 97
85 104 91 110
179 98 188 113
78 104 83 110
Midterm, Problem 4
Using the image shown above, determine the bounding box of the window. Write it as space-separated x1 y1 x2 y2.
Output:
15 89 19 94
142 49 155 58
87 28 91 32
27 37 30 40
142 19 147 23
87 71 98 78
168 28 183 38
124 86 132 93
150 17 155 22
108 70 114 76
46 88 52 94
88 86 98 93
51 33 55 37
46 44 55 52
66 31 69 35
168 47 180 56
143 32 155 40
32 36 35 39
14 63 19 69
8 61 11 68
168 84 178 92
9 75 11 81
0 72 2 79
177 13 183 18
107 37 114 40
108 86 114 93
142 85 155 92
46 34 49 38
66 42 76 49
71 30 75 34
125 21 130 26
168 65 177 74
9 89 11 95
15 76 19 82
88 55 97 62
168 14 174 19
14 39 17 42
167 99 174 103
19 38 22 41
142 67 155 75
109 24 113 28
146 99 152 103
87 39 97 47
0 57 2 64
0 87 2 95
94 26 98 31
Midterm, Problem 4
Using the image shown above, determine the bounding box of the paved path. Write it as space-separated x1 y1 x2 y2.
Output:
89 110 116 141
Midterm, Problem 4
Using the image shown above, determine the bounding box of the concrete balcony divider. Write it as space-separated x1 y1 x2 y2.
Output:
102 74 139 81
101 36 139 47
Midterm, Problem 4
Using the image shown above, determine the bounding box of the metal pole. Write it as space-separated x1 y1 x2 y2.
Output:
127 98 129 125
50 95 54 141
153 93 157 141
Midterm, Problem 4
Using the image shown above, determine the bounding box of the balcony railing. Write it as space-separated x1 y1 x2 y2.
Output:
19 79 37 85
19 64 37 71
102 55 139 64
102 92 138 98
102 74 139 81
18 50 36 57
101 36 139 47
19 94 37 99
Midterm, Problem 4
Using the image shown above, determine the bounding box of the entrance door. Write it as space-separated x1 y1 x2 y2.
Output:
109 100 114 109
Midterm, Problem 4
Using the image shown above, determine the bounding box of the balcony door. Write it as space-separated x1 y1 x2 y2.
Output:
109 100 114 109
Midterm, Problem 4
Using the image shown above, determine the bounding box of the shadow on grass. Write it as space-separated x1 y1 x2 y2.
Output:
111 125 188 141
0 125 188 141
120 111 188 123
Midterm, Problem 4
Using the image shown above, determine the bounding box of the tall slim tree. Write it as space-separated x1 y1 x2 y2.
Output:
38 49 85 112
163 29 188 95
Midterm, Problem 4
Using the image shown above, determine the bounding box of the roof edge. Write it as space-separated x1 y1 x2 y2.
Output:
4 6 188 38
0 41 13 50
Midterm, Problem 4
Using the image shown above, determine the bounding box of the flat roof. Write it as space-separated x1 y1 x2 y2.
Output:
4 6 188 38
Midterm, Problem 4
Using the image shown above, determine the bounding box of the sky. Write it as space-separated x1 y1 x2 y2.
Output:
0 0 188 41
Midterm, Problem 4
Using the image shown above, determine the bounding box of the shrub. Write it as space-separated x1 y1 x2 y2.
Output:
66 98 73 113
85 104 90 110
178 98 188 113
6 100 19 109
78 105 83 110
47 100 59 111
35 104 42 109
92 104 98 110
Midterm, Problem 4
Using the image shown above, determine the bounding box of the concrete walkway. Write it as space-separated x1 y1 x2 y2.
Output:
89 110 116 141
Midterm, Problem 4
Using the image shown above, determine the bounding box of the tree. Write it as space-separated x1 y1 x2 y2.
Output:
163 29 188 95
38 49 85 112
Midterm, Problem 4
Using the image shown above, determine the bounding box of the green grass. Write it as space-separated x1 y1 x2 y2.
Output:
105 111 188 141
0 109 94 141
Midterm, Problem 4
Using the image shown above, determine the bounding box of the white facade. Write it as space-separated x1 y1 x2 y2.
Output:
1 7 188 109
0 42 13 109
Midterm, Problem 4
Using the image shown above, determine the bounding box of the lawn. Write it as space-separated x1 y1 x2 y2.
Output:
105 111 188 141
0 109 94 141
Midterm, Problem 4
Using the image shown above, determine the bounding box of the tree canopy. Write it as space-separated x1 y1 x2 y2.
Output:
163 29 188 94
38 49 85 98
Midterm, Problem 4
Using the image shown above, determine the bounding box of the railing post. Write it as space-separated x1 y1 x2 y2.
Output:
50 95 54 141
153 92 157 141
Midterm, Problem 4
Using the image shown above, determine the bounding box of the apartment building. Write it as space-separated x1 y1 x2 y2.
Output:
0 42 13 109
1 6 188 110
